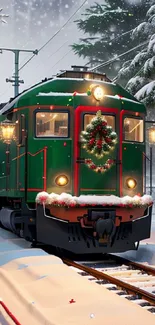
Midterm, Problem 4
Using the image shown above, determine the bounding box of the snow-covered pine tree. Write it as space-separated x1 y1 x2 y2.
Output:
71 0 152 78
116 4 155 119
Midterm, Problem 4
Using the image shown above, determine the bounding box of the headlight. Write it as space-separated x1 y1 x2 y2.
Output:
92 85 104 101
55 175 68 186
126 178 137 189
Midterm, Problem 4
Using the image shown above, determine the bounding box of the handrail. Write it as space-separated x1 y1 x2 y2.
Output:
0 147 47 192
12 147 46 161
143 150 153 195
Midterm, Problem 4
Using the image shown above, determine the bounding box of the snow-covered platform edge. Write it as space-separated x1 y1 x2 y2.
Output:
1 251 155 325
36 192 153 208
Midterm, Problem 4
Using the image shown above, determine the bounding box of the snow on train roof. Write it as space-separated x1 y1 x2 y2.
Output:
37 91 141 105
0 76 142 115
37 91 88 96
0 77 116 115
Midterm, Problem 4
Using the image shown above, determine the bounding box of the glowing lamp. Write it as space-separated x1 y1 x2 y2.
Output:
148 124 155 145
91 85 104 101
0 119 16 144
126 178 137 189
55 175 68 186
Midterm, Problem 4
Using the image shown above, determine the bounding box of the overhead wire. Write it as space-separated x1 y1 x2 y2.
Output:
31 27 135 80
0 2 147 100
112 46 149 83
27 49 72 89
48 49 72 72
37 28 134 82
32 25 136 86
27 40 69 87
118 52 150 88
0 0 87 100
91 40 149 72
18 0 88 72
125 52 149 83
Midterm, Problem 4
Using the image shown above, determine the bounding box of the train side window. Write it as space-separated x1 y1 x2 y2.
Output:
17 114 26 146
84 114 115 130
124 117 144 142
36 112 69 137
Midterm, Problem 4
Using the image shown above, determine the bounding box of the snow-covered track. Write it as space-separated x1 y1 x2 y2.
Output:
64 257 155 313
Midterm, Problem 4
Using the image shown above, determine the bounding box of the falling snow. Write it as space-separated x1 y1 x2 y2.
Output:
0 0 93 102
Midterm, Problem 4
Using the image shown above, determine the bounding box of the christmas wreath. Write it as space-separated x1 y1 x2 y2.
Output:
80 110 117 158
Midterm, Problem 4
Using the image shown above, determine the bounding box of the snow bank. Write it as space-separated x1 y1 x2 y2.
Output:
36 192 153 208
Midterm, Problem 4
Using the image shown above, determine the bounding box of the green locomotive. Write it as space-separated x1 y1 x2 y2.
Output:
0 66 153 254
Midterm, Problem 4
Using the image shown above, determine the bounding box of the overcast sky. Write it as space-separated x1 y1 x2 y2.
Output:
0 0 102 102
0 0 145 102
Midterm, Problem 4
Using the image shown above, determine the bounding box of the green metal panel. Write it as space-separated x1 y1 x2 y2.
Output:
122 143 144 196
0 141 6 194
79 145 119 195
9 141 18 192
27 139 72 202
0 141 18 197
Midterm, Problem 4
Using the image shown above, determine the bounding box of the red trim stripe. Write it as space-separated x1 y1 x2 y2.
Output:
43 147 47 191
74 106 119 196
119 110 124 196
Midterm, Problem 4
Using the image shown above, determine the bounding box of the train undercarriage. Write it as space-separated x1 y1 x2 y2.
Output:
0 198 153 255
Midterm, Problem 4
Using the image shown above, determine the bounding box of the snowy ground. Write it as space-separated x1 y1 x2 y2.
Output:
117 185 155 265
117 192 155 265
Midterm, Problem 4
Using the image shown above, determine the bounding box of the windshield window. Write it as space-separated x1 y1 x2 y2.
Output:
84 114 115 130
36 112 68 137
124 117 144 142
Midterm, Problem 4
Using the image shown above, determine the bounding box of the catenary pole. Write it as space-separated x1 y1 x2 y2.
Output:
0 47 38 97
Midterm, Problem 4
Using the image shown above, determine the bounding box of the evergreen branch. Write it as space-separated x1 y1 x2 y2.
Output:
91 41 149 71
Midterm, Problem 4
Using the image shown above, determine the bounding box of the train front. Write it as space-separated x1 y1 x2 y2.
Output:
36 69 153 254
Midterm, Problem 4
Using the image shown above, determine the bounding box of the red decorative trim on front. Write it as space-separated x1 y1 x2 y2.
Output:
43 146 47 191
74 106 119 196
119 110 124 196
0 300 22 325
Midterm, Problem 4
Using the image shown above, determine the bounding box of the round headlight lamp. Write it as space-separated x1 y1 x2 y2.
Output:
92 85 104 101
55 175 68 186
126 178 137 189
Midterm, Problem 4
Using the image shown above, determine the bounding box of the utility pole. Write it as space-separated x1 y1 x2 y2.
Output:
0 48 38 97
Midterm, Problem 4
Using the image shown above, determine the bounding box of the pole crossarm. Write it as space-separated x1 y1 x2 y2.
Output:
0 47 38 54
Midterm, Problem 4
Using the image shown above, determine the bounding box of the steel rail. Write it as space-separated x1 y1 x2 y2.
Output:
109 254 155 276
63 259 155 306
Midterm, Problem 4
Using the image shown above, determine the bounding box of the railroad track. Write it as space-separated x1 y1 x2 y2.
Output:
63 254 155 314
